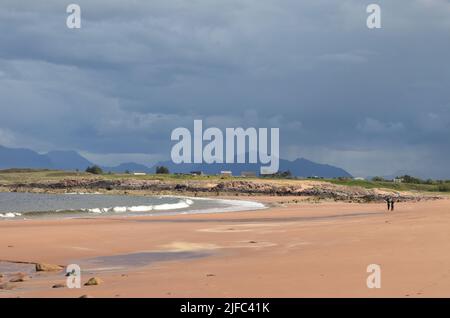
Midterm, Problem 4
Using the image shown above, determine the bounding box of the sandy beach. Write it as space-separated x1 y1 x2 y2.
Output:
3 0 450 304
1 196 450 298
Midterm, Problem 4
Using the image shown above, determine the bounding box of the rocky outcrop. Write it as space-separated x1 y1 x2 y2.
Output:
2 178 441 203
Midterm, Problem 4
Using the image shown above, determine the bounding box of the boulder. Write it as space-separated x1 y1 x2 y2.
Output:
84 277 103 286
35 263 63 272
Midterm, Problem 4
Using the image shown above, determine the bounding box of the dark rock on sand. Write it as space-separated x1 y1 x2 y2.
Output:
52 283 66 288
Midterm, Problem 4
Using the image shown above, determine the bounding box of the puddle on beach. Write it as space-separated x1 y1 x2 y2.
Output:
0 261 35 275
77 251 211 272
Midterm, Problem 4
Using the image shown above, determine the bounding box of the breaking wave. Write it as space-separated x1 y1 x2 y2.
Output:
83 199 195 214
0 212 22 218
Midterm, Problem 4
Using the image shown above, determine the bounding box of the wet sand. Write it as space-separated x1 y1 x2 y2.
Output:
1 196 450 298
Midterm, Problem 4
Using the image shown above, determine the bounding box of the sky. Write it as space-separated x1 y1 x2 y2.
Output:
0 0 449 178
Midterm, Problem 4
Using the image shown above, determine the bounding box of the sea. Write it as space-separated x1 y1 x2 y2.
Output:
0 192 265 219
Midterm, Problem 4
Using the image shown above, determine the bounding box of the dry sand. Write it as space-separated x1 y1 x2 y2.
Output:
1 196 450 298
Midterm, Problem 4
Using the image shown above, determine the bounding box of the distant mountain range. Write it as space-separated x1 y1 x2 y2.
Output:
0 145 149 174
0 145 352 178
151 157 352 178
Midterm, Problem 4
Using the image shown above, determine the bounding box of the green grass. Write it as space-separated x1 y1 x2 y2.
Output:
324 179 448 193
0 169 237 184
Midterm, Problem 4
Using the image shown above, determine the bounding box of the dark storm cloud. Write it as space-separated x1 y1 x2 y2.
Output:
0 0 449 177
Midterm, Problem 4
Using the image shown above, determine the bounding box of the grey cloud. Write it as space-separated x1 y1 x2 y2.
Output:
0 1 449 177
357 118 405 134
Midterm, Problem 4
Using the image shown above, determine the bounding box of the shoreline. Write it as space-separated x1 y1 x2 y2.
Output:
2 196 450 297
0 177 444 204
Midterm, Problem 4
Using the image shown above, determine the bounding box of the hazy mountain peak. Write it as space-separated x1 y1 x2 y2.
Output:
0 145 352 178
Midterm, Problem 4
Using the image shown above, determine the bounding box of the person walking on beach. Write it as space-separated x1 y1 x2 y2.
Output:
390 198 395 211
385 197 392 211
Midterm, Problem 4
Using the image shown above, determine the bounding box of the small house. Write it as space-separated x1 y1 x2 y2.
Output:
220 171 232 177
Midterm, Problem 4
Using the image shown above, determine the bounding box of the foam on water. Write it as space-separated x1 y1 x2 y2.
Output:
84 198 195 214
0 212 22 218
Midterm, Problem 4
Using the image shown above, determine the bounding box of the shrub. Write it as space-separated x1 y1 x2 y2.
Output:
261 170 292 179
85 165 103 175
438 184 450 192
400 175 423 184
156 166 170 174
